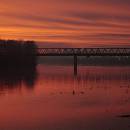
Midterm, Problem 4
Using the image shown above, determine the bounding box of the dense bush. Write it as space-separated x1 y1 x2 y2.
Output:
0 40 37 67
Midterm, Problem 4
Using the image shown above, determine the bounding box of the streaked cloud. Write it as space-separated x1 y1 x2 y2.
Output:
0 0 130 47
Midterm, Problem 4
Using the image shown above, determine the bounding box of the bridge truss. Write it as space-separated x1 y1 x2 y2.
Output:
37 48 130 56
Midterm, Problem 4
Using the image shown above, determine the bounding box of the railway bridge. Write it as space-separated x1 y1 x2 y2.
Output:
37 48 130 75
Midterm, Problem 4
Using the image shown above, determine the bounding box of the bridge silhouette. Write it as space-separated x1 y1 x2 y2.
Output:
37 48 130 75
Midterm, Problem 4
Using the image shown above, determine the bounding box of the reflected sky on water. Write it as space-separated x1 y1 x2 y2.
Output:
0 65 130 130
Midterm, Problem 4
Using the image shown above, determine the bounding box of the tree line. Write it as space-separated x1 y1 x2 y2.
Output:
0 40 38 67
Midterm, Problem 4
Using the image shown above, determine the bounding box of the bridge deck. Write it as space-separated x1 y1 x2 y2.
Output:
37 48 130 56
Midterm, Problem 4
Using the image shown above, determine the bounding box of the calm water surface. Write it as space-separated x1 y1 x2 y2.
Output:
0 65 130 130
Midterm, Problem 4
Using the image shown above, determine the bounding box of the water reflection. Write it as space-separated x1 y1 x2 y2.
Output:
0 65 130 130
0 66 37 92
38 66 130 91
40 71 130 84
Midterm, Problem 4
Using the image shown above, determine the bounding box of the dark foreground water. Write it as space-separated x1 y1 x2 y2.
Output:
0 65 130 130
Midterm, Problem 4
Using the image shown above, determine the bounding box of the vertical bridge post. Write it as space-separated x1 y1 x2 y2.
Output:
74 55 78 76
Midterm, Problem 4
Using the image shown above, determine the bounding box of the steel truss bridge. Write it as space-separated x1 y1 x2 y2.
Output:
37 48 130 56
37 48 130 75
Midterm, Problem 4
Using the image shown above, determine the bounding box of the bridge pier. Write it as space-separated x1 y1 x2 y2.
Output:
37 48 130 76
74 55 78 76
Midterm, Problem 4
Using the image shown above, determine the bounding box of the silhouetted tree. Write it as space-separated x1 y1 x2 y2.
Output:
0 39 38 67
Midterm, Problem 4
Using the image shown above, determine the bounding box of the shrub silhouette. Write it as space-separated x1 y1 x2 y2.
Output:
0 40 37 67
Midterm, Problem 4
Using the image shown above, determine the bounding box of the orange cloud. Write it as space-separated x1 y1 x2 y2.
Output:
0 0 130 47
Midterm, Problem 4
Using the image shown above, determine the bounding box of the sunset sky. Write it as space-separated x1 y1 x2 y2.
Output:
0 0 130 47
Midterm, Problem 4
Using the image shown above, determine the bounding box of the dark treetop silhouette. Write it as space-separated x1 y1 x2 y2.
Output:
0 39 37 67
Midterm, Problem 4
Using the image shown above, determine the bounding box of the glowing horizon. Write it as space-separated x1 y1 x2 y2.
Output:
0 0 130 47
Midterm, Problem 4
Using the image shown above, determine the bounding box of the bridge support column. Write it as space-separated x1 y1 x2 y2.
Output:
74 55 78 76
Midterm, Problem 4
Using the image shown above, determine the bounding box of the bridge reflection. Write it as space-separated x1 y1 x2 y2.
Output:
39 71 130 84
37 66 130 92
